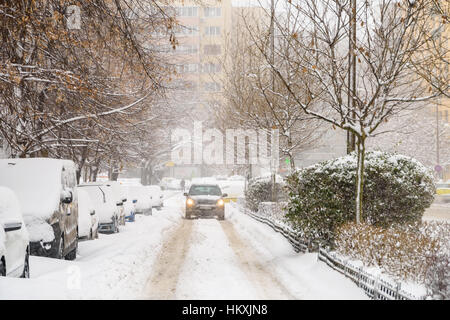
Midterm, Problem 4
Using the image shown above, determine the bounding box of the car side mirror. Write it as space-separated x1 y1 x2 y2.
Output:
61 190 73 204
183 192 188 196
4 222 22 232
222 193 228 198
90 209 96 216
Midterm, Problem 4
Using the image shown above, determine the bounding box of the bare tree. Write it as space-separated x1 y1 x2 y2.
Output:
250 0 440 222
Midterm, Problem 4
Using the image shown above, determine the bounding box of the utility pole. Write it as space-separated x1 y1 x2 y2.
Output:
347 0 357 154
436 103 441 179
270 0 277 202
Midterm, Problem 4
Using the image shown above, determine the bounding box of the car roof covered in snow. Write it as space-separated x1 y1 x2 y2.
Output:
0 158 75 221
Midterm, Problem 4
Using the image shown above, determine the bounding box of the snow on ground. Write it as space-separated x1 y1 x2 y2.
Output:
226 203 368 300
1 190 368 300
0 191 181 299
175 219 258 299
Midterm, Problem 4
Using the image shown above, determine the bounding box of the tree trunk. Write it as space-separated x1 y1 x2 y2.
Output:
355 135 366 224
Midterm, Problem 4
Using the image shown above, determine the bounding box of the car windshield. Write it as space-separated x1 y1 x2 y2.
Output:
189 185 222 196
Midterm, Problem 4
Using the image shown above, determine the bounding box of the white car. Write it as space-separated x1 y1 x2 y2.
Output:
77 189 99 240
122 186 137 222
147 185 163 210
78 184 120 234
0 186 30 277
128 185 152 215
91 181 127 225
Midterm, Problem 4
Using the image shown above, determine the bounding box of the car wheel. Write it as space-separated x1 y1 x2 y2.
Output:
65 238 77 261
57 235 65 259
115 218 119 233
21 251 30 278
0 258 6 276
90 229 93 240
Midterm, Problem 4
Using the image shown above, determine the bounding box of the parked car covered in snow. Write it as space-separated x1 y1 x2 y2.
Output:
128 185 152 215
160 177 181 190
78 183 120 234
94 181 127 225
122 186 137 222
0 186 30 277
147 185 163 210
77 188 99 240
0 158 78 260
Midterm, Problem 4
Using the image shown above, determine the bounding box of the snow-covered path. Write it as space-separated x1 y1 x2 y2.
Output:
0 192 367 300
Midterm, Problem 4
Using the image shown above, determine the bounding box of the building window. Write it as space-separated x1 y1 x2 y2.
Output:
204 44 221 55
205 26 221 36
201 63 222 73
176 64 199 74
204 7 221 17
203 82 221 92
176 44 199 54
176 7 198 17
174 25 199 36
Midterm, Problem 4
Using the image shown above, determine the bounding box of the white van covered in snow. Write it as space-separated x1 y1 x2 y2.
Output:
0 158 79 260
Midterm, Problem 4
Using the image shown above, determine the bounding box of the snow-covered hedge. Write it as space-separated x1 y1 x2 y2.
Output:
257 202 288 225
244 180 284 212
285 151 435 245
335 221 450 299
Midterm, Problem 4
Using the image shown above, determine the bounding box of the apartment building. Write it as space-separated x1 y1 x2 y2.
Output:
161 0 232 123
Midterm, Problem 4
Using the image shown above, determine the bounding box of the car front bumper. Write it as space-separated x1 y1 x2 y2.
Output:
98 222 115 233
186 206 224 218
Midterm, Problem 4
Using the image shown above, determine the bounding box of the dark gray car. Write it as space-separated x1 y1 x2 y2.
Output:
184 184 227 220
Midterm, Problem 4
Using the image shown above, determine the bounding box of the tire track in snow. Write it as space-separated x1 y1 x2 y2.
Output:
143 218 193 299
220 220 296 300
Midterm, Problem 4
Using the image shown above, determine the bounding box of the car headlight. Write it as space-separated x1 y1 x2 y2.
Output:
186 198 195 206
216 199 224 207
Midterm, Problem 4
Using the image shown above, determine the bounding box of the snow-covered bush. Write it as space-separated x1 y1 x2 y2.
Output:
244 180 284 212
285 151 435 245
257 202 288 224
335 222 441 282
335 221 450 299
425 253 450 300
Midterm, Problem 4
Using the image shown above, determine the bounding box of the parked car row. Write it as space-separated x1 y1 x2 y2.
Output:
0 157 165 279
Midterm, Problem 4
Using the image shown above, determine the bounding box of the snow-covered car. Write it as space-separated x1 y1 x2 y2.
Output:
77 188 99 240
128 186 152 215
160 177 181 190
94 181 127 225
0 186 30 277
184 184 227 220
78 184 120 234
122 186 137 222
146 185 163 210
0 158 78 260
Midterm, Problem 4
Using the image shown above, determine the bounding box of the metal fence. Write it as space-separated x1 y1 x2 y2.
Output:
235 201 427 300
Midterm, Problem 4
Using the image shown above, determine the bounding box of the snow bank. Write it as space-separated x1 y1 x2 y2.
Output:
226 203 368 299
0 193 183 299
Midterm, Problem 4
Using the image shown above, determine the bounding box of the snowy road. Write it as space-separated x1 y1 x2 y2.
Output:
0 192 367 300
